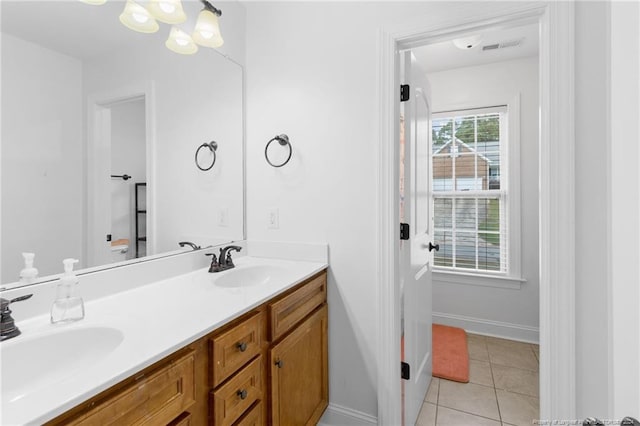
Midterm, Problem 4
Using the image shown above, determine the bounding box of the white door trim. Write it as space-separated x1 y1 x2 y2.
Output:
376 3 576 423
86 81 157 265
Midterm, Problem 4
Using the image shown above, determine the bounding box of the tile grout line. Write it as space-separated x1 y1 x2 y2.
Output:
487 337 504 425
435 377 439 425
436 405 504 424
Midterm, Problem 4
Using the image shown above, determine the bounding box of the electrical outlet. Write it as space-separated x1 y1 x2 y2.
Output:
268 208 279 229
218 207 228 227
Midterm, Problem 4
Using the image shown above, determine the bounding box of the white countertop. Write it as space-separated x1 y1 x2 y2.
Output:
1 256 327 426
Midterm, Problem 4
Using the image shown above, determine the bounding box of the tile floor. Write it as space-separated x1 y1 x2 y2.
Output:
417 333 539 426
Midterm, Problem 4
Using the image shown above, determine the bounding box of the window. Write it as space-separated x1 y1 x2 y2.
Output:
431 106 508 274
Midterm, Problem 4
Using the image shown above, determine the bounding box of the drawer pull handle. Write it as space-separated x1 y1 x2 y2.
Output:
237 389 248 400
275 359 284 368
237 342 248 352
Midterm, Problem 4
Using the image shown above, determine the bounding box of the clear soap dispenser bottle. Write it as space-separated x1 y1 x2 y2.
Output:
19 252 39 284
51 258 85 324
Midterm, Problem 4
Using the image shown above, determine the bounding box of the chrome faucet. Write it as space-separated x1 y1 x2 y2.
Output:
206 245 242 273
1 294 33 341
178 241 201 250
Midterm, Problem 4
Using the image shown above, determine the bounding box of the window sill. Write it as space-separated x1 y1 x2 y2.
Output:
432 269 526 290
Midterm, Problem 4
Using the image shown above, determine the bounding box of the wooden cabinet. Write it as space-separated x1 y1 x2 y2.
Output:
47 349 196 426
210 356 264 426
210 311 264 388
269 272 326 341
270 305 328 426
46 269 328 426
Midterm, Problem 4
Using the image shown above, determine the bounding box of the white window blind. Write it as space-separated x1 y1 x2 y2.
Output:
431 106 508 274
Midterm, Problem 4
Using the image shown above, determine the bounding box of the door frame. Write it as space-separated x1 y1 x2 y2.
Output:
86 82 157 267
376 2 575 424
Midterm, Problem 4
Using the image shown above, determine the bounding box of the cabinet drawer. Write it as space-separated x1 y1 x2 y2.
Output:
210 310 264 387
168 412 192 426
234 401 263 426
269 272 326 341
66 350 196 426
211 356 263 426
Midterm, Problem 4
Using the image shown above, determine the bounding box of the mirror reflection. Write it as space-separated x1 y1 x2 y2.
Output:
1 0 244 287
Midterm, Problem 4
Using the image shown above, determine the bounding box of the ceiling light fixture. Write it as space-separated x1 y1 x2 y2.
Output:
147 0 187 25
452 34 483 50
192 0 224 48
81 0 224 54
119 0 159 33
165 27 198 55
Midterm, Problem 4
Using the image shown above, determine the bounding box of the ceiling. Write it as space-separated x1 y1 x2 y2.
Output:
412 23 539 74
1 0 206 61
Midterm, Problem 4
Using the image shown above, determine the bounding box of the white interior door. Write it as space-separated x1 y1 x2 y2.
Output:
400 51 434 426
88 106 113 267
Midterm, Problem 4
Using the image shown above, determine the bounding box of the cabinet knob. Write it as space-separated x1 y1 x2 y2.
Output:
237 389 248 400
236 342 247 352
274 359 284 368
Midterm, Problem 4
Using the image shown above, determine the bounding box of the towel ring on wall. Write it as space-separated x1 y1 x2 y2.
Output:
195 141 218 171
265 134 292 168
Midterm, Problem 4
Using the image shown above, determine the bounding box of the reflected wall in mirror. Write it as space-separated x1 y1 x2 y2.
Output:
1 0 245 287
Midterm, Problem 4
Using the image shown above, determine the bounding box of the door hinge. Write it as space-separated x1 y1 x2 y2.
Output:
400 84 410 102
106 234 112 242
400 223 410 240
401 362 410 380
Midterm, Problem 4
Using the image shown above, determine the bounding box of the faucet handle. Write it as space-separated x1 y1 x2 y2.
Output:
205 253 221 273
1 294 33 313
1 294 32 341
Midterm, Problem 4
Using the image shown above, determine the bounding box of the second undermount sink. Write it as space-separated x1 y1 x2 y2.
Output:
214 264 288 288
1 326 124 401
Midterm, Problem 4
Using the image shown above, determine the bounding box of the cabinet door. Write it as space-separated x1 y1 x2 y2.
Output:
270 305 328 426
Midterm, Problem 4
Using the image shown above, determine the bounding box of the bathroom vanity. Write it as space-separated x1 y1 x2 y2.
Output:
1 252 328 426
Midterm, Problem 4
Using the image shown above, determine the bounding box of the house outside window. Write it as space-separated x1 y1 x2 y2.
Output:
431 106 508 274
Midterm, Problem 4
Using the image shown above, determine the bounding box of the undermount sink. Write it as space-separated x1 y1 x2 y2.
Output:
1 326 124 401
214 265 288 288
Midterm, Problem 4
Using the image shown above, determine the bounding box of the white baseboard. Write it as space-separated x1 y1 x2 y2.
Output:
318 403 377 426
433 311 539 344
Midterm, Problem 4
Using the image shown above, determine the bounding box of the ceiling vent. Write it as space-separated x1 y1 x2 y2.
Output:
482 38 523 51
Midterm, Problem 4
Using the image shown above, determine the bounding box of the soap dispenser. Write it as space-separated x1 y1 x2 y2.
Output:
19 252 39 284
50 258 85 324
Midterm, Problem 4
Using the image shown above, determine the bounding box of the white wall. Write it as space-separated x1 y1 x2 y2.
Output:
426 57 540 342
110 99 146 259
1 34 83 282
245 1 640 420
244 1 544 418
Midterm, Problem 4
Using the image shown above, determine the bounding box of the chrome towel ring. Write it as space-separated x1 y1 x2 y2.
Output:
265 134 292 168
195 141 218 171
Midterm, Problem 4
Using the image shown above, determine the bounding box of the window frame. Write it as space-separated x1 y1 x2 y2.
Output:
430 96 522 287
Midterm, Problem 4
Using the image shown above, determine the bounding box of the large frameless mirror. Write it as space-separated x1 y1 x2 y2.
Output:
1 0 244 289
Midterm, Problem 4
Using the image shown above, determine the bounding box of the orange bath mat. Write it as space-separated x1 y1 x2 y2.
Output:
432 324 469 383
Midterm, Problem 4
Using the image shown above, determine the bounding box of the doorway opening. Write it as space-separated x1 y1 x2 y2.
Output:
109 97 147 262
403 20 541 425
87 83 156 269
377 4 576 425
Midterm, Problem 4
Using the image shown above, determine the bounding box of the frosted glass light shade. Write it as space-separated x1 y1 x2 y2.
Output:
192 9 224 48
147 0 187 24
119 0 159 34
79 0 107 5
165 27 198 55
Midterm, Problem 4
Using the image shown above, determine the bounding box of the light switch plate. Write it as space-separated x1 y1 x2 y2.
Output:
268 208 279 229
218 207 228 227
